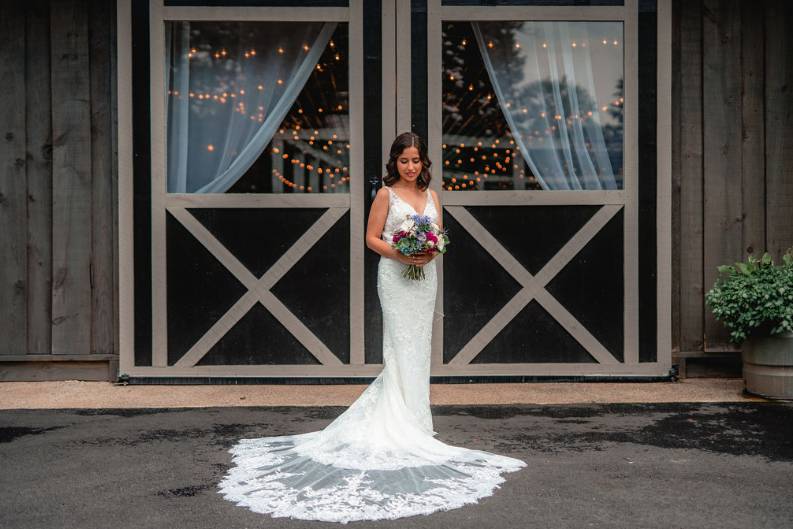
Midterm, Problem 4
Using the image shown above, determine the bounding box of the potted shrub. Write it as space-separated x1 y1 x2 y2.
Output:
705 249 793 399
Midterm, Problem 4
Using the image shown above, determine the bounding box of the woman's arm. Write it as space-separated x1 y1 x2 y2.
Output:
430 189 442 230
365 187 410 263
422 188 443 262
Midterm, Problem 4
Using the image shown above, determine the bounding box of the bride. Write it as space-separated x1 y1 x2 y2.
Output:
218 132 526 523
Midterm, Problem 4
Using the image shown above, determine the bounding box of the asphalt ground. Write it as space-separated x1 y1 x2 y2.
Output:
2 402 792 529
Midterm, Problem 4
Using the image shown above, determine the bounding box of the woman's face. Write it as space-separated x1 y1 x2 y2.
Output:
396 146 422 183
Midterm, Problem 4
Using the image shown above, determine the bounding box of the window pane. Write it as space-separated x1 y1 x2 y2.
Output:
442 1 623 6
165 21 349 193
442 20 623 190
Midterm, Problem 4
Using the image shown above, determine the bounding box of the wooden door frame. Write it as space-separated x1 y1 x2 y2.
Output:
118 0 377 377
425 0 672 376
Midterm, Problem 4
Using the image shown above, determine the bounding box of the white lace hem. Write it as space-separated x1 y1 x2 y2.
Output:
217 432 526 523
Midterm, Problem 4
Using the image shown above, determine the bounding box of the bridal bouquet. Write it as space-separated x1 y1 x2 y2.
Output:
391 213 450 280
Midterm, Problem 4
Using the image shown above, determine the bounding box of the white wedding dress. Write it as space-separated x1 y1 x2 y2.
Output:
218 185 526 523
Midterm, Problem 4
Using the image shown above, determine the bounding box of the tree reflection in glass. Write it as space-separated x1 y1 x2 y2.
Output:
442 21 623 191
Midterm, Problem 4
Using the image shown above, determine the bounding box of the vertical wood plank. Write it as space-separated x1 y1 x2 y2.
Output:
110 0 120 363
740 1 766 259
26 0 53 355
765 0 793 262
0 2 28 356
657 0 674 368
90 0 115 355
349 0 364 365
670 0 682 351
50 0 92 355
623 0 639 364
702 0 742 351
678 0 704 352
117 0 133 374
395 0 411 133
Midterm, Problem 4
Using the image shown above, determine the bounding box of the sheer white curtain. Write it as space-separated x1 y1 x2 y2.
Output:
472 21 620 190
166 21 337 193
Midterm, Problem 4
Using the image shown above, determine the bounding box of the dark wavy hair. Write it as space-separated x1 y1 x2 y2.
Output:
383 132 432 190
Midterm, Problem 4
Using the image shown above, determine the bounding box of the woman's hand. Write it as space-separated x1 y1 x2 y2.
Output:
394 250 437 266
410 251 434 266
394 252 413 265
394 250 433 266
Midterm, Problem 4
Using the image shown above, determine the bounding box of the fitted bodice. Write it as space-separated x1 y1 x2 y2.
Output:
381 185 437 243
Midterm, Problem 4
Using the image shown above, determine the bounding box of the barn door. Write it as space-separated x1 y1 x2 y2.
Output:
119 0 389 378
424 0 671 377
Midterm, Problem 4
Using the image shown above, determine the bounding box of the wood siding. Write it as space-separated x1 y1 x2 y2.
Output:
672 0 793 354
0 0 117 380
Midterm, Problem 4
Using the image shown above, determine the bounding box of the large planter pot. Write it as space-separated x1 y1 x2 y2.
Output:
742 331 793 400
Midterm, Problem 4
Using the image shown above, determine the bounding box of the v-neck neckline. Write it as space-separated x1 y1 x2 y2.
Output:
388 186 429 216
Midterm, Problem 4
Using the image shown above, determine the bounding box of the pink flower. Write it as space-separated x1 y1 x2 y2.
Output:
426 232 438 243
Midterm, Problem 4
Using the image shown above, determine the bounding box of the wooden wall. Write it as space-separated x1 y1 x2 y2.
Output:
0 0 117 380
671 0 793 355
0 0 791 380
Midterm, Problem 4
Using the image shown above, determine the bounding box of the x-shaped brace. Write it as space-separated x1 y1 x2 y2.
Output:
168 206 347 367
444 204 623 365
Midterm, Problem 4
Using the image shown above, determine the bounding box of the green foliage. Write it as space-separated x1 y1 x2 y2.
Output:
705 248 793 344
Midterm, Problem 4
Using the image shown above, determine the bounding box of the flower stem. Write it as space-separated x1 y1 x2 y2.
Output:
402 264 426 280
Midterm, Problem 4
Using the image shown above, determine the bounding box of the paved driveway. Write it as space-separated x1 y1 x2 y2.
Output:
2 403 792 528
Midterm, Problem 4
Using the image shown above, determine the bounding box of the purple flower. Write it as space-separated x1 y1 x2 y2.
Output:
410 213 432 225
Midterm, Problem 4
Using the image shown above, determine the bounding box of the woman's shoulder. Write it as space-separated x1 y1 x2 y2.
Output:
375 185 391 202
